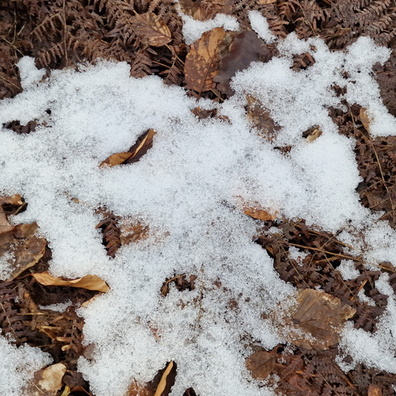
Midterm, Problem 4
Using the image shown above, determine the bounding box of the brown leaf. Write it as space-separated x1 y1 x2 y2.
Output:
303 126 323 142
214 31 275 96
243 206 277 221
154 361 177 396
0 194 23 234
131 12 171 47
258 0 277 4
25 363 67 396
360 107 372 132
100 152 133 167
185 27 234 94
100 129 156 167
246 350 277 380
126 129 156 164
0 222 47 281
272 289 356 350
32 272 110 293
368 384 383 396
179 0 232 21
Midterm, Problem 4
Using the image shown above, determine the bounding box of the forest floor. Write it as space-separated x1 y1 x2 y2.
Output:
0 1 396 395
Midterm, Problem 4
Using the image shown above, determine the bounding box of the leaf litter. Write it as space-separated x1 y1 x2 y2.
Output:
0 2 396 396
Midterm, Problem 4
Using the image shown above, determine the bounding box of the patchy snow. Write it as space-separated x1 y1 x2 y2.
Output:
0 19 396 396
0 335 52 395
248 11 276 44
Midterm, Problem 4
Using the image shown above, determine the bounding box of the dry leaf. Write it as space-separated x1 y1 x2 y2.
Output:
0 194 23 234
302 125 322 142
131 12 171 47
179 0 232 21
272 289 356 350
246 350 277 380
126 129 156 164
25 363 66 396
244 206 277 221
154 361 177 396
100 152 133 167
258 0 277 4
100 129 156 167
32 272 110 292
368 384 383 396
185 27 234 94
360 107 373 132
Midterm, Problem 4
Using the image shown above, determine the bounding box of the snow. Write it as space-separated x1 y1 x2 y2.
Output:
0 335 52 395
248 11 276 44
0 15 396 396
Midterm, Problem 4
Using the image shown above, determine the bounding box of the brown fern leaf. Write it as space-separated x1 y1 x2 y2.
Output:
0 281 29 345
96 212 121 258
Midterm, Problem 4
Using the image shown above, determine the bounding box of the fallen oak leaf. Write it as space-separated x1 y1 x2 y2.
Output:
32 272 110 293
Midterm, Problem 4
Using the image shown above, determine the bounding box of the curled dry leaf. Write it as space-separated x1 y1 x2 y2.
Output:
185 27 234 94
25 363 67 396
236 197 278 221
100 129 156 167
32 272 110 293
154 361 177 396
302 125 322 142
179 0 232 21
0 194 23 234
271 289 356 350
131 12 172 47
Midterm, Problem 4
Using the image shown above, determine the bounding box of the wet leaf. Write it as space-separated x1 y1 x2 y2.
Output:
0 222 47 281
215 31 275 96
185 27 234 94
32 272 110 292
272 289 356 350
246 350 277 380
131 12 172 47
26 363 66 396
179 0 232 21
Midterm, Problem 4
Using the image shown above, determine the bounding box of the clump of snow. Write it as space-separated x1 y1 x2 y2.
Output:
0 27 395 396
248 11 276 43
338 296 396 373
0 250 15 281
337 260 360 280
39 300 73 312
178 12 239 44
0 335 52 395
